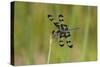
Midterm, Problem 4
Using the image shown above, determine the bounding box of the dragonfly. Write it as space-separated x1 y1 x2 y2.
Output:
48 14 79 48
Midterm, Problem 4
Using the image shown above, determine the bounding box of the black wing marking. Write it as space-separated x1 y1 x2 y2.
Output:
66 40 73 48
48 15 54 22
59 40 64 47
58 14 64 22
48 15 60 28
68 45 73 48
59 44 64 47
53 22 60 29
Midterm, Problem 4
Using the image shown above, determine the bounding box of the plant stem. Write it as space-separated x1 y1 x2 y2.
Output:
80 7 91 61
47 35 52 64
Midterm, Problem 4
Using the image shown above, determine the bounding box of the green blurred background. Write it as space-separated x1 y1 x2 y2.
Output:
13 1 97 65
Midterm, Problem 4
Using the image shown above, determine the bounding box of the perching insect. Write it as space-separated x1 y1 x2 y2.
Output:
48 14 77 48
